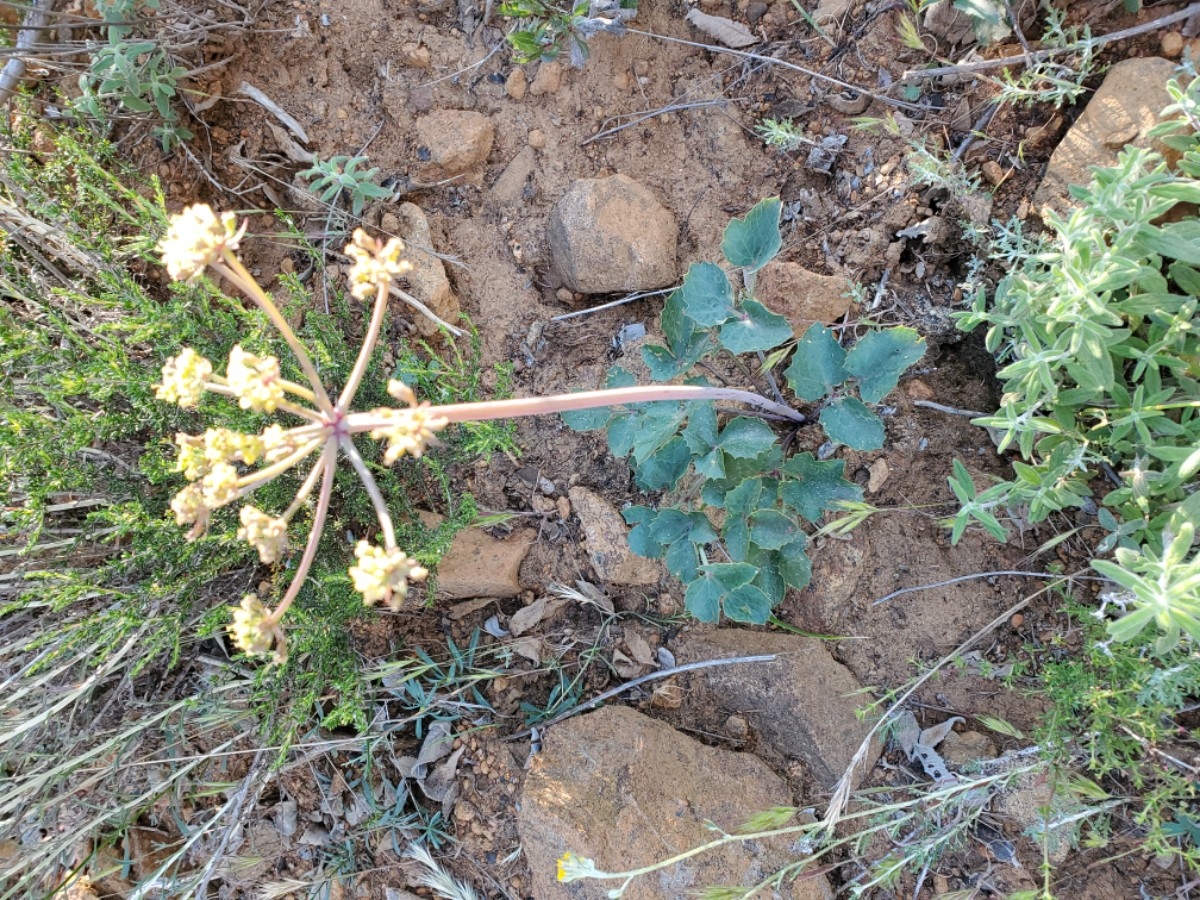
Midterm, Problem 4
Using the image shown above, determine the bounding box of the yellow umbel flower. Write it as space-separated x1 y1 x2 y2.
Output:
229 594 274 656
170 483 207 526
348 540 427 609
237 505 289 564
370 383 448 464
156 347 213 408
201 461 240 508
344 228 411 299
157 204 244 282
226 346 285 413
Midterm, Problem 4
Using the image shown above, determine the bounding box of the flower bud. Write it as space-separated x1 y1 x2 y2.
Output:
157 204 244 283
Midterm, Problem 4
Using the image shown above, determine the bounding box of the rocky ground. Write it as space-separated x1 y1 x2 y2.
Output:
57 0 1200 897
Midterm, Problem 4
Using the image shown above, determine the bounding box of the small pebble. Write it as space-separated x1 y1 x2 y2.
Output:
528 129 547 150
981 160 1005 186
1162 31 1184 58
555 287 573 303
280 256 295 274
1011 613 1025 628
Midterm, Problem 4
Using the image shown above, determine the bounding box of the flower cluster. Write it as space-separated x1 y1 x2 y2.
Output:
157 203 245 283
156 348 213 408
227 345 285 413
229 594 274 656
348 540 428 610
369 380 449 464
556 853 602 884
237 505 289 563
344 228 411 299
175 428 265 480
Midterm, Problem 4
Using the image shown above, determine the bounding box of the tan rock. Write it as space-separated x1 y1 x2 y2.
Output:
1033 57 1179 217
504 67 526 100
940 730 998 768
398 42 431 70
419 511 533 599
756 261 853 335
568 486 662 585
518 706 834 900
413 109 495 181
527 129 546 150
390 203 461 336
1162 31 1183 59
981 159 1005 186
548 175 678 294
673 629 880 790
490 146 536 205
529 60 562 96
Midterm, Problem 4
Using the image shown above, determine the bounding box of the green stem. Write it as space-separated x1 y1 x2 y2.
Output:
213 254 335 413
346 384 805 434
265 439 336 628
339 435 398 550
338 276 390 412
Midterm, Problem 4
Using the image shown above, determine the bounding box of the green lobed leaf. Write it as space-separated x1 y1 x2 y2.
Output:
684 576 722 621
721 198 783 273
843 328 926 403
634 436 693 491
821 396 885 450
778 539 812 589
715 417 777 459
784 324 848 401
718 299 793 355
722 584 773 624
748 509 803 550
679 262 736 327
644 290 712 381
780 453 862 522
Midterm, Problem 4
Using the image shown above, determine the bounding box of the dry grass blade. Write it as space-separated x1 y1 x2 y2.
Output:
404 843 482 900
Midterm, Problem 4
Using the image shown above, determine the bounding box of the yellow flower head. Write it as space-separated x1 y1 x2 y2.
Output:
228 594 274 656
344 228 411 299
201 461 240 509
555 852 600 884
348 540 427 610
170 482 207 526
174 432 208 481
369 391 449 465
227 345 285 413
157 204 245 282
156 348 213 408
205 427 265 467
237 505 289 564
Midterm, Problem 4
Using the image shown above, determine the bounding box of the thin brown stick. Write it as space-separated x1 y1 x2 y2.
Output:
904 2 1200 81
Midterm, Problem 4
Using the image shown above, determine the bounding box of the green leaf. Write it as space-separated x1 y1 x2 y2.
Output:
715 417 777 459
1136 221 1200 267
679 262 735 327
843 328 926 403
722 584 773 624
780 453 862 522
635 436 692 491
665 537 699 582
784 324 847 401
778 539 812 589
748 509 802 550
683 403 719 453
684 576 722 621
718 299 793 354
721 198 782 273
703 562 758 589
821 397 885 450
644 290 712 381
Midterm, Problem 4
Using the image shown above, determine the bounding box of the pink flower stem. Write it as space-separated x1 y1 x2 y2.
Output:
338 276 391 412
345 385 804 434
339 434 398 551
266 438 337 629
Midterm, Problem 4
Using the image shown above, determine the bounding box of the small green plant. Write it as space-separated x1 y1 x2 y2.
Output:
499 0 636 66
564 199 925 624
990 7 1097 109
73 0 193 148
299 155 394 217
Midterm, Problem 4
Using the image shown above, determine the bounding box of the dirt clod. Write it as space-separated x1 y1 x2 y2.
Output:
413 109 495 182
756 261 852 334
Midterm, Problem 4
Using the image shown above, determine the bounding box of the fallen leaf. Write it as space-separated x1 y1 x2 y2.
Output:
919 715 965 749
419 745 464 802
448 597 496 620
867 457 890 493
684 9 757 47
509 596 567 636
624 631 656 667
612 648 643 679
412 720 454 778
483 614 509 638
652 679 683 709
507 635 542 664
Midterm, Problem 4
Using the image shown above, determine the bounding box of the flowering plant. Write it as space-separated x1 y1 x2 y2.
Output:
154 204 797 662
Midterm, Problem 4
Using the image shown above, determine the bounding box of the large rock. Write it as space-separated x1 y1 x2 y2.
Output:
673 629 880 791
548 175 678 294
568 486 662 586
419 512 532 599
518 705 833 900
413 109 494 181
756 261 853 335
1034 57 1179 216
387 203 460 337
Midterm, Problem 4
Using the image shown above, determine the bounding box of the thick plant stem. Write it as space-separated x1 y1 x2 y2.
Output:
266 440 337 629
213 254 335 413
283 457 327 522
338 277 390 411
235 440 323 492
347 384 805 433
339 435 398 550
